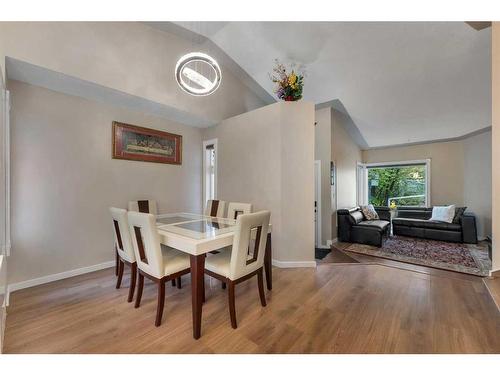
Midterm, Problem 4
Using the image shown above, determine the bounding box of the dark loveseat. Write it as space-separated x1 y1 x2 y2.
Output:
337 206 391 247
392 207 477 244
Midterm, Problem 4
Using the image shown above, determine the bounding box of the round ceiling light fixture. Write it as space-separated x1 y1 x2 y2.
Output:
175 52 222 96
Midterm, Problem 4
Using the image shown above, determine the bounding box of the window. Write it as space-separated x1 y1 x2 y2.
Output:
203 139 217 204
358 160 430 207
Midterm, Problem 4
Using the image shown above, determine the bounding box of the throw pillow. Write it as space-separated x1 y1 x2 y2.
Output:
452 206 467 224
360 204 379 220
430 205 456 223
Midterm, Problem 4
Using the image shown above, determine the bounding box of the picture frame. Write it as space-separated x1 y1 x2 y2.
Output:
112 121 182 165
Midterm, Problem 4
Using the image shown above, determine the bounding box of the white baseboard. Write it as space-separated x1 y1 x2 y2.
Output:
326 238 337 247
7 260 115 294
490 268 500 277
316 244 330 249
272 259 317 268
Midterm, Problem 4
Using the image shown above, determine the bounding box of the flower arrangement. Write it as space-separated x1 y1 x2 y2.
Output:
269 59 304 101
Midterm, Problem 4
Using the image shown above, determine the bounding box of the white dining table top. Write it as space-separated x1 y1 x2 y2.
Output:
156 213 271 256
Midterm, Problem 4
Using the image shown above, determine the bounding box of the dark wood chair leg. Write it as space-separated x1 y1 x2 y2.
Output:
257 268 267 307
228 281 237 329
155 280 166 327
115 249 119 276
264 233 272 290
221 282 226 289
177 276 182 289
171 279 176 287
127 263 137 303
135 273 144 308
116 259 124 289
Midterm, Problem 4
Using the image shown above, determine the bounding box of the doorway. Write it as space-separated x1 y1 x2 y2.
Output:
314 160 321 247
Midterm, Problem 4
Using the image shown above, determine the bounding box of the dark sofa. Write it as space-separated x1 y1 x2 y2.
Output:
392 207 477 244
337 206 391 247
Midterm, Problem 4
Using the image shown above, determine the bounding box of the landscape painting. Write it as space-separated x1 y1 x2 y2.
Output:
112 121 182 165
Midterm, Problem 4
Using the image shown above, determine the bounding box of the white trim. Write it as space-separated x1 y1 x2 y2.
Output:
202 138 218 209
316 245 330 249
326 239 336 247
7 260 115 293
314 160 322 247
489 268 500 277
272 259 317 268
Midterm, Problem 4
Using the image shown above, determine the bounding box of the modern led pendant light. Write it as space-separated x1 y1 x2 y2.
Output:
175 52 222 96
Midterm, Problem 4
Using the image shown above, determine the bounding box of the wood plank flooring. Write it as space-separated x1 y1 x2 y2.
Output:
4 263 500 353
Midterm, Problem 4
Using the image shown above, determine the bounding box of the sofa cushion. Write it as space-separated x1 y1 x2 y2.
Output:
396 209 432 220
452 206 467 224
392 217 461 231
354 220 390 231
350 210 364 224
360 204 379 220
430 205 456 223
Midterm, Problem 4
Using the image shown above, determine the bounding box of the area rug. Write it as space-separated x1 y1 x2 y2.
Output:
342 236 491 276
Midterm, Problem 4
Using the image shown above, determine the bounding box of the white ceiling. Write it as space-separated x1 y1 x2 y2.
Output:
174 22 492 148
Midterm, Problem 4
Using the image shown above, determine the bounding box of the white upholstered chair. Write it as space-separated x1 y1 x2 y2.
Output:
110 207 137 303
127 211 191 326
204 210 271 328
128 200 158 215
204 199 226 218
227 202 252 220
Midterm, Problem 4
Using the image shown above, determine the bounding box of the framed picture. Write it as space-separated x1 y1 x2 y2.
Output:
112 121 182 165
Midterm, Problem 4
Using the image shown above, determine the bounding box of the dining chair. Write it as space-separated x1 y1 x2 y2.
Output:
204 210 271 329
128 200 158 215
204 199 226 218
109 207 137 303
127 211 191 326
227 202 252 219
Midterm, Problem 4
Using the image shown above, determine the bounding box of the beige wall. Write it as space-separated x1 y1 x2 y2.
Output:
463 131 492 239
314 107 332 245
363 140 465 206
8 80 203 284
331 109 363 237
332 109 363 210
0 22 266 124
492 22 500 272
203 101 315 265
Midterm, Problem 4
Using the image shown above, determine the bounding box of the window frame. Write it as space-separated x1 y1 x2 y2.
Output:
357 159 431 207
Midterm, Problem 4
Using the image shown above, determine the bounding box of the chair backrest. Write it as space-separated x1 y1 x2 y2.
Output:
227 202 252 220
110 207 136 263
127 211 164 279
204 199 226 218
229 211 270 281
128 200 158 215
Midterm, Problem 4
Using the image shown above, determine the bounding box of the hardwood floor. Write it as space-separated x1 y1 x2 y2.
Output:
484 277 500 311
4 263 500 353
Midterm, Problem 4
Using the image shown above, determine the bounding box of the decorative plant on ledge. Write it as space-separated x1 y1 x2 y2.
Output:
269 59 304 102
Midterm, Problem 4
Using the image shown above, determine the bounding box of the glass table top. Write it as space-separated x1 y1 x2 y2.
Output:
156 213 237 240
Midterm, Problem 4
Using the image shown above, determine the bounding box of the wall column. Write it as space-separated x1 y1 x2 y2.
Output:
492 22 500 273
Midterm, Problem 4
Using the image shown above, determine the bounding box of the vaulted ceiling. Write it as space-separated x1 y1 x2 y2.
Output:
173 22 491 148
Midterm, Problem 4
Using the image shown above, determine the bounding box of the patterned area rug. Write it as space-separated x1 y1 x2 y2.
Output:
343 236 491 276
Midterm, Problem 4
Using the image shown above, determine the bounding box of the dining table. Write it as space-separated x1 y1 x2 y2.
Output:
155 213 272 339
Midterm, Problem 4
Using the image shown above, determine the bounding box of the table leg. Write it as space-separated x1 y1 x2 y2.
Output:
190 254 205 339
264 232 272 290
